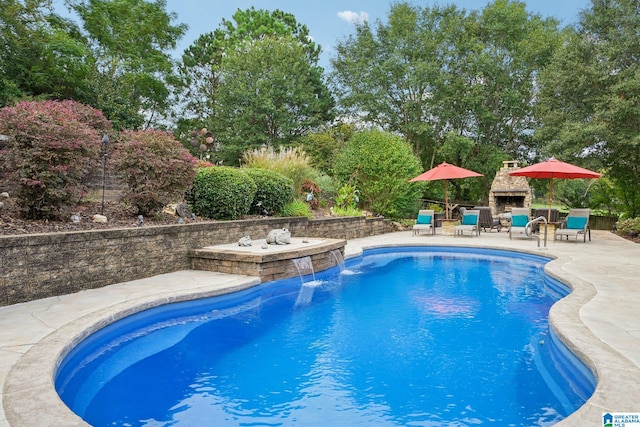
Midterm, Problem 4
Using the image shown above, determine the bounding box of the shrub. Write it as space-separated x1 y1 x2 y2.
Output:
279 200 312 218
335 183 359 210
111 130 197 216
616 217 640 236
243 167 294 216
0 100 112 219
333 130 423 219
301 179 322 209
191 166 256 220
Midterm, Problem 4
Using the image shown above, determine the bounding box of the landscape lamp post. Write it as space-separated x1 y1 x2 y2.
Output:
100 134 109 215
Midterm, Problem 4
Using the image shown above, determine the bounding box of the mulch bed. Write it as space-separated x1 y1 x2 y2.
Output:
0 200 334 236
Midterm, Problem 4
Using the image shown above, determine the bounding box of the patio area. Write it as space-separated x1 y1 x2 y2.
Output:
1 228 639 426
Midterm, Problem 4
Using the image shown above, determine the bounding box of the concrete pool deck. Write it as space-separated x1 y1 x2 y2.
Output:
1 229 639 426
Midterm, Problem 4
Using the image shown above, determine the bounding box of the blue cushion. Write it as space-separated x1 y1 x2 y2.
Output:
511 215 528 227
566 216 587 230
416 214 432 225
461 214 477 225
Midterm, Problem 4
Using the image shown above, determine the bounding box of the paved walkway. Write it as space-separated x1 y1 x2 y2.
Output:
1 229 639 426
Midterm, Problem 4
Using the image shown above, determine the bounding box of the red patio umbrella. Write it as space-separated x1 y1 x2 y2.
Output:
509 158 602 220
409 162 483 219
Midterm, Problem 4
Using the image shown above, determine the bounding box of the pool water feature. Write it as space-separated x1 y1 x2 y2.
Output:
55 247 595 426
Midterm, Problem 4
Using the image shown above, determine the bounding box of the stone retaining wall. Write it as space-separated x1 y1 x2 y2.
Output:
0 216 395 307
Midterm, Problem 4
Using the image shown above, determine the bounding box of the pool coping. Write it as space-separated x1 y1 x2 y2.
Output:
2 230 640 426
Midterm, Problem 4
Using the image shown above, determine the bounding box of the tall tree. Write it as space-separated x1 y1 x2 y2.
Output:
176 7 332 160
331 2 459 166
0 0 91 105
331 0 560 176
536 0 640 217
212 36 333 165
67 0 186 129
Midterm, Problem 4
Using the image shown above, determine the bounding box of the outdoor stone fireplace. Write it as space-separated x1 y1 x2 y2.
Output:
489 160 532 216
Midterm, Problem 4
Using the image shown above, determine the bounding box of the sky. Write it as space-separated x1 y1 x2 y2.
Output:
53 0 592 69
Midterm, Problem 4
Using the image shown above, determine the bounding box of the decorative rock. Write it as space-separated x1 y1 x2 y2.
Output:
266 228 291 245
261 243 269 249
0 192 9 198
176 202 192 218
71 213 81 224
238 236 252 247
92 214 108 223
163 204 177 215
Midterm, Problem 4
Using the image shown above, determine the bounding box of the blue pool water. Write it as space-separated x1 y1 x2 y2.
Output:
55 247 595 426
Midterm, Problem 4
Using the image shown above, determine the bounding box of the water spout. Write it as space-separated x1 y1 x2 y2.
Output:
292 256 316 283
330 249 345 273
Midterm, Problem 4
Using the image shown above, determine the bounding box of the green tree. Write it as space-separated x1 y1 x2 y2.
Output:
536 0 640 217
177 7 322 121
0 0 91 105
212 36 334 165
333 130 423 218
67 0 187 129
176 7 332 159
331 1 560 168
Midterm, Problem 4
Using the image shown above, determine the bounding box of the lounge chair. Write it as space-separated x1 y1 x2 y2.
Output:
413 209 435 236
475 206 502 232
509 208 532 239
555 208 591 242
454 209 480 237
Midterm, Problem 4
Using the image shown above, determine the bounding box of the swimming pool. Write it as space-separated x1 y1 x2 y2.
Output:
55 247 595 426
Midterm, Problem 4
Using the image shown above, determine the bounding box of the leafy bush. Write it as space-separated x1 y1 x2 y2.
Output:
111 130 197 216
279 200 312 218
191 166 256 220
243 167 294 216
0 100 111 219
333 130 423 218
616 217 640 236
335 183 359 210
301 179 322 209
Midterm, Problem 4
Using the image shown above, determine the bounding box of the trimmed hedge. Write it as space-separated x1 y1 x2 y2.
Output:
243 167 294 216
191 167 256 220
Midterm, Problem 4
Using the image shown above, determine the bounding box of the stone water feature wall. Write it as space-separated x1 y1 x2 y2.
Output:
0 216 394 307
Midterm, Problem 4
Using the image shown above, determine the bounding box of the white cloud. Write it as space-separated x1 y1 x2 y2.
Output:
337 10 369 25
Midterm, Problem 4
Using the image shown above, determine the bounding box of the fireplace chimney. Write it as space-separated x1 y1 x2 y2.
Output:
488 161 532 216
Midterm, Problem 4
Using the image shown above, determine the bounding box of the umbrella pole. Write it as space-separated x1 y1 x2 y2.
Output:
444 180 449 220
548 178 554 223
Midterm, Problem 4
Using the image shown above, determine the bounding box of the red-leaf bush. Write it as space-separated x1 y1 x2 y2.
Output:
111 130 198 216
0 100 111 219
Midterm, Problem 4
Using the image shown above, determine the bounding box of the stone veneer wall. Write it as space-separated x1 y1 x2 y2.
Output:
0 216 394 307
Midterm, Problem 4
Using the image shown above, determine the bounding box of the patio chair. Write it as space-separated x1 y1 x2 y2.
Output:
474 206 502 232
532 208 559 233
554 208 591 243
509 208 532 240
454 209 480 237
412 209 435 236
